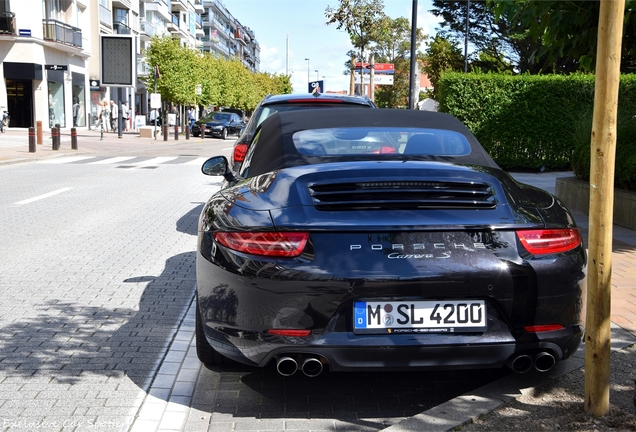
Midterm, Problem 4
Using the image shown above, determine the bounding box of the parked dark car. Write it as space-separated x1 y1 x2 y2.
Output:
195 108 587 377
230 93 376 170
192 112 244 139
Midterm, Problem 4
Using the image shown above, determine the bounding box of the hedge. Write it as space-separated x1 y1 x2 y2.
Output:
436 73 636 191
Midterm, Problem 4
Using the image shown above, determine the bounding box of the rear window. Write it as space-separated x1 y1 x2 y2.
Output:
256 103 370 130
292 127 471 157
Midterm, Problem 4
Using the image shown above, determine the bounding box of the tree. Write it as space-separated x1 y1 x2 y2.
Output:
489 0 636 72
142 36 292 114
325 0 386 62
429 0 588 73
421 36 464 98
141 36 204 106
430 0 532 69
372 16 427 108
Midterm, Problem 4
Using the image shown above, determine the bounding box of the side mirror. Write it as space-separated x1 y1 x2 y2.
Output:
201 156 236 182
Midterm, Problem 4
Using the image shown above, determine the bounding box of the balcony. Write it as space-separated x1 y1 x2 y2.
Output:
99 4 112 28
140 18 157 39
167 13 179 31
113 21 132 35
0 11 16 35
42 19 82 48
171 0 187 12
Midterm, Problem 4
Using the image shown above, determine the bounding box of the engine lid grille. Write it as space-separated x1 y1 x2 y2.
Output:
307 180 496 211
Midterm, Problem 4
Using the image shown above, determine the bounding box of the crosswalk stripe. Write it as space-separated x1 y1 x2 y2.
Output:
89 156 137 164
39 156 97 164
128 156 179 166
185 157 208 166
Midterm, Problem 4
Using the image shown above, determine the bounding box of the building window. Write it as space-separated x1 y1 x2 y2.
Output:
114 8 127 25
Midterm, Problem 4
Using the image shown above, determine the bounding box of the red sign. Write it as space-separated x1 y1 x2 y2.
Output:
355 63 394 71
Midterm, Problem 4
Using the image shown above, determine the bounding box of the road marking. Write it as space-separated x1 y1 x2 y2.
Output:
128 156 179 166
38 156 97 164
15 187 73 205
89 156 137 164
185 157 208 165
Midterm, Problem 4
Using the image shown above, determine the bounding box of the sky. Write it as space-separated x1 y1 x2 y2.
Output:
219 0 442 93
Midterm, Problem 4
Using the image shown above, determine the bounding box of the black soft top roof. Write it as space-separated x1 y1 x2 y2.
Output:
245 108 499 178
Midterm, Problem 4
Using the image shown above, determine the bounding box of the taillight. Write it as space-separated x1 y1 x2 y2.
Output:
516 229 581 255
213 232 309 257
233 143 249 162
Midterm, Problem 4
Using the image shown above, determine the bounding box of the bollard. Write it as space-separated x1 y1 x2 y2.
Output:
28 127 36 153
71 128 78 150
174 125 179 141
163 125 168 142
185 125 190 140
52 127 59 151
36 121 43 145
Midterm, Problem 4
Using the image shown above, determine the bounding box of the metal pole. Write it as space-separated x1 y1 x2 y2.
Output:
71 127 77 150
154 65 158 141
117 88 123 139
305 58 310 90
408 0 418 109
464 0 470 73
286 32 289 76
28 127 36 153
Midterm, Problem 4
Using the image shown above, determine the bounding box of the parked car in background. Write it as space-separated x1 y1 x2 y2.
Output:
230 93 376 170
195 108 587 377
192 112 245 139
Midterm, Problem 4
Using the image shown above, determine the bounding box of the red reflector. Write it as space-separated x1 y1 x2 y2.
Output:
213 232 309 257
524 324 564 333
268 329 311 337
233 143 249 162
516 229 581 255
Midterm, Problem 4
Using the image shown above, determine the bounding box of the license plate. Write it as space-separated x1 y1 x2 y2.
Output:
353 300 486 334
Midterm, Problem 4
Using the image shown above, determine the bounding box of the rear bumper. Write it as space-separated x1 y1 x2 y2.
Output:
202 323 582 371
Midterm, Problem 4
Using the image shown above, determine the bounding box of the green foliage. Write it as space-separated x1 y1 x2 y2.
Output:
489 0 636 73
421 36 464 98
141 36 291 112
325 0 386 52
438 73 636 191
373 16 427 108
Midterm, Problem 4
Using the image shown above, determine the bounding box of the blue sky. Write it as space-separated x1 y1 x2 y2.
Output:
220 0 441 93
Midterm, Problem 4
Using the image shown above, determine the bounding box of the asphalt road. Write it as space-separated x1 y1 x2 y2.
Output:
0 135 509 431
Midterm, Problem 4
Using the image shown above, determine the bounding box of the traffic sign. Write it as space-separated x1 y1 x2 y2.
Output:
357 75 394 85
355 63 394 73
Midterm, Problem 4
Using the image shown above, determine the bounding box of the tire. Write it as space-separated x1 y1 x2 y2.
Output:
221 128 228 140
195 296 234 366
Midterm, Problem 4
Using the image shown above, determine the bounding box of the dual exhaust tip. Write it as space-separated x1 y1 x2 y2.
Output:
276 355 326 377
507 351 556 373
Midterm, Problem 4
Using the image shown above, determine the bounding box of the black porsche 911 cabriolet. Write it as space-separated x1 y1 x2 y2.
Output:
195 108 586 377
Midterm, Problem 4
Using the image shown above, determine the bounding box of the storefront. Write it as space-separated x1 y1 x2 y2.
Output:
47 69 65 128
71 72 86 127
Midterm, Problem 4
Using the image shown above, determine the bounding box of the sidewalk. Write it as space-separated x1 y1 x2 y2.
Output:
0 126 204 165
3 128 636 431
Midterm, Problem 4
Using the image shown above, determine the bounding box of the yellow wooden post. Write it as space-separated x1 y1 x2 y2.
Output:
584 0 625 417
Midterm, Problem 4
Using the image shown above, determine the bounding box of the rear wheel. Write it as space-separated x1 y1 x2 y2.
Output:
195 296 234 366
221 128 228 140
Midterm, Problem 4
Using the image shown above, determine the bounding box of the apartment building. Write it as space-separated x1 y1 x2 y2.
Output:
200 0 260 73
0 0 258 130
0 0 91 129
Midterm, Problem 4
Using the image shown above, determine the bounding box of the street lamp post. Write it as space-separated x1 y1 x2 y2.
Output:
315 70 319 80
305 58 310 87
